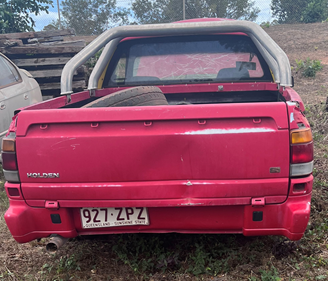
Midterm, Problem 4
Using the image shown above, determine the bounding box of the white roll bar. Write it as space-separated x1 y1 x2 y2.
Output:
61 20 292 102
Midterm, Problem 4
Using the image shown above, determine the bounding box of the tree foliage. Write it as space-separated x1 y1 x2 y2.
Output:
302 0 328 23
132 0 260 24
61 0 130 35
271 0 328 23
0 0 52 33
271 0 307 23
43 19 67 31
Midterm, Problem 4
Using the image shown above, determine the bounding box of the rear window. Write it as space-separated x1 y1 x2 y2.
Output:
104 35 273 87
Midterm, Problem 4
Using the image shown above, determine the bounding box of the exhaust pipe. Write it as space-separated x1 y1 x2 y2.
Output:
46 235 69 252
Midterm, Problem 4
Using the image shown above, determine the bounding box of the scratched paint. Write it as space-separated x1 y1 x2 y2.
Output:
80 185 122 187
70 144 80 150
191 182 213 185
179 202 204 206
290 113 294 123
51 138 78 150
178 128 275 135
183 181 212 185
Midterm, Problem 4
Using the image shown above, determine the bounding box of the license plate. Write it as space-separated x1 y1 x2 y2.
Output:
80 207 149 229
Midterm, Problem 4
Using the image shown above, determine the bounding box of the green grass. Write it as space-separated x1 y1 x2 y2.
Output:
109 233 283 277
0 164 8 212
295 58 323 78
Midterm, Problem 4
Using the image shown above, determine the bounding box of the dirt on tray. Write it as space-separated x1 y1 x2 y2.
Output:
1 21 328 281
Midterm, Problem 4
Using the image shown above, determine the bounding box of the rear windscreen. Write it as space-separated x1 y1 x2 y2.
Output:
104 35 273 87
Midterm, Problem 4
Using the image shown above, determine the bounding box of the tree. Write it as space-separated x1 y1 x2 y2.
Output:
0 0 52 33
302 0 328 23
61 0 130 35
132 0 260 24
271 0 328 23
43 19 68 31
271 0 307 23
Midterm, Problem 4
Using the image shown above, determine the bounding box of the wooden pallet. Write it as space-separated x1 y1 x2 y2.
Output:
0 29 87 98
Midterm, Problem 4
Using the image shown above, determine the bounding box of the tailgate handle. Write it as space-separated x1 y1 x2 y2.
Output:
91 123 99 128
144 121 152 127
45 201 59 209
198 120 206 125
253 118 262 124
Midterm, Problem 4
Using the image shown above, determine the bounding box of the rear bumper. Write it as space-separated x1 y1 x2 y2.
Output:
4 192 311 243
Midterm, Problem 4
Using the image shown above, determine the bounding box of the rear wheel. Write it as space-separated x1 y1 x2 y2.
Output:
82 86 168 108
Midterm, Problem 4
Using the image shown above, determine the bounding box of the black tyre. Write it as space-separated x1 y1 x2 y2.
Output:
82 86 168 108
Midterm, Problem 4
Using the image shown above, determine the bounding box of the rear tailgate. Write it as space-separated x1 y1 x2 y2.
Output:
16 102 290 206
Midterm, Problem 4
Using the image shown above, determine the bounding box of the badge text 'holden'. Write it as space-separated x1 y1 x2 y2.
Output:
27 173 60 178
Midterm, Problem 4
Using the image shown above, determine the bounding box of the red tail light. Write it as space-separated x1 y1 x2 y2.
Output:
2 153 18 170
291 142 313 164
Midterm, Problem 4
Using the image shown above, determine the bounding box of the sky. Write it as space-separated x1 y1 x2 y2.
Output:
31 0 273 31
255 0 273 23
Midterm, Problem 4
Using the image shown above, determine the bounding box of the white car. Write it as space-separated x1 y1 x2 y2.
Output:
0 52 42 159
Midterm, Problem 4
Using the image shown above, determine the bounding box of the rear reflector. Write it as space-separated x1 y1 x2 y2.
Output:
293 183 305 192
2 153 18 171
2 138 15 152
291 142 313 164
253 211 263 222
7 187 20 196
51 214 62 224
291 128 312 144
290 161 313 177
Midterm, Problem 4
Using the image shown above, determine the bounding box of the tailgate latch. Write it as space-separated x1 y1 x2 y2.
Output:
251 198 265 207
45 201 59 209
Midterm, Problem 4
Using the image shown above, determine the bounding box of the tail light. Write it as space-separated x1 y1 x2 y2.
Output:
290 128 313 177
1 133 20 182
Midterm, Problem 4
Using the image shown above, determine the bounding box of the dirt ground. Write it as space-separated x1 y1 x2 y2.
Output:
1 22 328 281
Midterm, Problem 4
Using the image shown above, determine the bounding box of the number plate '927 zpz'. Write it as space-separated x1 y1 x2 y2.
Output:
80 207 150 229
